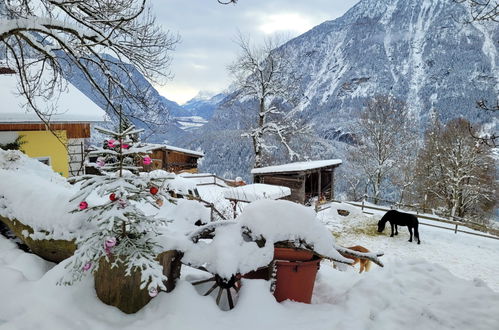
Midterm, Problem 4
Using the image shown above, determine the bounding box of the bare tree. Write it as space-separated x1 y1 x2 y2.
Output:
348 95 417 204
228 33 308 168
0 0 179 127
414 118 496 221
455 0 499 22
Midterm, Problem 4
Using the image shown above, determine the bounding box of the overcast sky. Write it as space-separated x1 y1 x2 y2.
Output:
152 0 359 104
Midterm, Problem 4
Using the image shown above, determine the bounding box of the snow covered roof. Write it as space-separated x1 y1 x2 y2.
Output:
0 68 106 123
147 143 204 157
223 183 291 202
251 159 342 175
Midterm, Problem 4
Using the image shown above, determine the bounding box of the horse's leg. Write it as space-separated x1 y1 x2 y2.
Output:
408 226 413 242
415 225 421 244
394 225 398 235
390 223 395 237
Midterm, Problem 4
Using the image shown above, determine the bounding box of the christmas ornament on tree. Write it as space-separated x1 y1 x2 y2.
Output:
79 201 88 210
143 156 152 165
148 287 158 297
155 198 164 207
107 139 117 148
96 157 106 167
118 198 128 208
83 263 92 271
150 186 159 195
105 237 116 248
109 193 117 201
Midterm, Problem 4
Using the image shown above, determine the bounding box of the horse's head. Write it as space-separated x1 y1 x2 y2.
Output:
377 220 386 233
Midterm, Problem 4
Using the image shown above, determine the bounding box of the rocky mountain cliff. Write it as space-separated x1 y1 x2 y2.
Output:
175 0 498 181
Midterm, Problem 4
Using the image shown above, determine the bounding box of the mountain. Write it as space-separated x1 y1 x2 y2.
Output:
173 92 226 131
183 92 227 120
174 0 498 181
59 53 188 143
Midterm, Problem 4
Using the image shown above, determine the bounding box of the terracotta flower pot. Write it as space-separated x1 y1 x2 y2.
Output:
243 247 320 304
273 247 314 261
273 258 320 303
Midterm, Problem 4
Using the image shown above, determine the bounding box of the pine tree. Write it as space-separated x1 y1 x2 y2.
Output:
60 122 174 297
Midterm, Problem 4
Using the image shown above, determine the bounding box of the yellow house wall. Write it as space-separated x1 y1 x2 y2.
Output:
20 130 69 177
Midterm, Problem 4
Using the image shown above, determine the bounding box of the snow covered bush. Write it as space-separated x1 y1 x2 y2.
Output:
60 125 175 296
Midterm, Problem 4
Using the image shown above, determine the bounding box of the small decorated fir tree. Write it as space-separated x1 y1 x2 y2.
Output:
61 122 174 297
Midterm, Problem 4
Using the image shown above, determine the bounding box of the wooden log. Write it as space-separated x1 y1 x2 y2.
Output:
94 250 182 314
0 216 76 263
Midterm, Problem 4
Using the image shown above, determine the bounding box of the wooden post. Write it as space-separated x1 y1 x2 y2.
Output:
317 170 321 203
455 223 458 234
330 168 335 201
361 197 365 211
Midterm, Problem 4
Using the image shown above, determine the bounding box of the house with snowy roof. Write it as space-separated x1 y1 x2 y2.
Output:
251 159 342 204
141 144 204 174
0 67 106 177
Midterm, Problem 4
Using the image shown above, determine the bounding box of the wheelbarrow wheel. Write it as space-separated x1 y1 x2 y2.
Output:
189 272 240 310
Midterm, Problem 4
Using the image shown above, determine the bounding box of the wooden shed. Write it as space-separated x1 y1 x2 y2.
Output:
143 144 204 174
251 159 342 205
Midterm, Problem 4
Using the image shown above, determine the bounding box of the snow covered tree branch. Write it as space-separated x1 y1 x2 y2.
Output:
0 0 179 126
455 0 499 22
414 117 496 222
348 95 418 204
228 33 310 168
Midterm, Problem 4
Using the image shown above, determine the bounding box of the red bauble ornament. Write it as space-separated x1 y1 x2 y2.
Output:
109 193 117 201
149 187 159 195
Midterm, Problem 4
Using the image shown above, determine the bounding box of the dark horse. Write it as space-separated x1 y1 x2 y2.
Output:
377 210 421 244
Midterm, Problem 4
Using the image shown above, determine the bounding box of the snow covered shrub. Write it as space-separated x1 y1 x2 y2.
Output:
60 124 175 296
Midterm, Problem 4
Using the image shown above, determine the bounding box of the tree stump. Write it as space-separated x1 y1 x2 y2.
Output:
0 216 76 262
94 250 182 314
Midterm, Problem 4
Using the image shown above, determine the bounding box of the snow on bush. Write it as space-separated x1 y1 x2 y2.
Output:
0 149 85 240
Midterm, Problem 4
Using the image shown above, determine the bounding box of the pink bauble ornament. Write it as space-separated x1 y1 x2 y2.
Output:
104 237 116 248
121 143 130 149
79 201 88 210
96 157 105 167
83 263 92 271
148 287 158 297
107 139 117 148
143 156 152 165
118 198 127 208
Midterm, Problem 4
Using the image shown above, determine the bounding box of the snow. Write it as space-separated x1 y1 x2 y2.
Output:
0 230 498 329
1 154 499 329
146 143 204 157
0 150 85 240
0 64 106 122
251 159 342 174
320 202 499 292
223 183 291 202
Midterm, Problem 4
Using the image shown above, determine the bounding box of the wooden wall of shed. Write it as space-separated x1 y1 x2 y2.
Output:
255 174 305 204
165 151 198 173
0 123 91 138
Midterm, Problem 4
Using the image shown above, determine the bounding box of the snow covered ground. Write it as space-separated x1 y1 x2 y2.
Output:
1 201 498 329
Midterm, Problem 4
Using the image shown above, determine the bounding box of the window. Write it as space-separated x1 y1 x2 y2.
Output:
35 156 51 166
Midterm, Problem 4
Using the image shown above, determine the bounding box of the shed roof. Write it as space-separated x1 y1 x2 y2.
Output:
148 143 204 157
251 159 342 175
223 183 291 202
